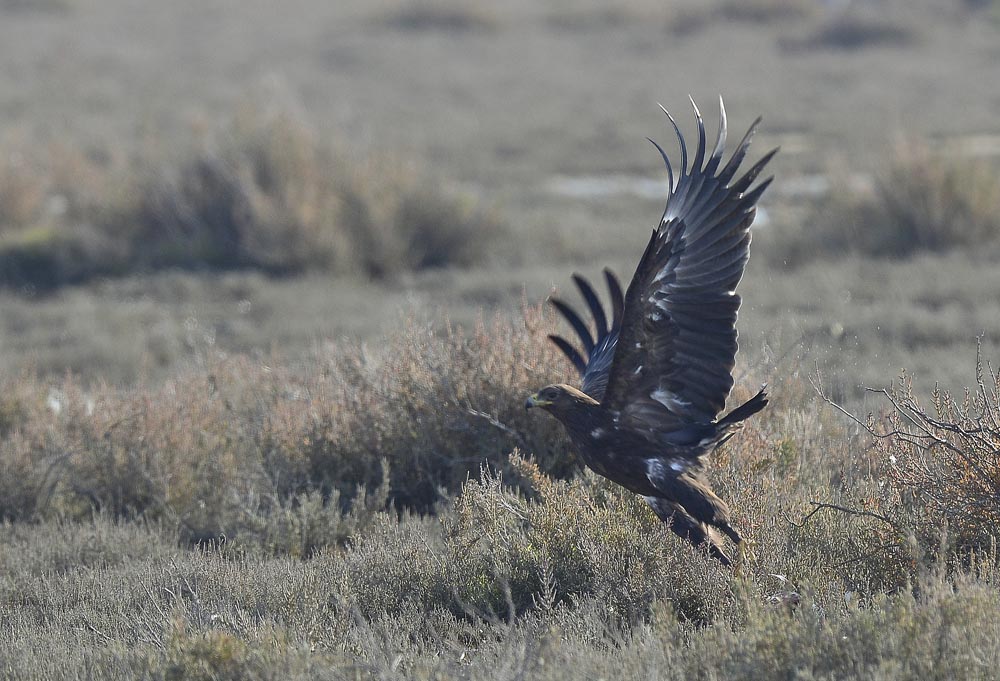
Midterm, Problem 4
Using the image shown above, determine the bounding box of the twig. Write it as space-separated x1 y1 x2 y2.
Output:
792 501 901 533
827 541 903 571
807 374 875 436
465 404 528 451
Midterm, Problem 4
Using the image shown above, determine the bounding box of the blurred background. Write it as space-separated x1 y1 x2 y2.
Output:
1 0 998 397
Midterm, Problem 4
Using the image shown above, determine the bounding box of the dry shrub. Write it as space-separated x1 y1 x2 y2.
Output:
0 139 116 231
778 140 1000 263
378 1 499 32
332 450 740 626
336 154 505 276
0 106 509 289
0 306 570 541
119 111 346 274
872 142 1000 253
784 14 916 51
0 303 931 604
0 140 127 289
443 454 738 623
867 354 1000 553
119 109 507 278
266 305 573 510
670 0 815 34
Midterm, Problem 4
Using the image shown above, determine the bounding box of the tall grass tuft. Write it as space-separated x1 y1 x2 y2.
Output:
0 107 509 289
777 140 1000 263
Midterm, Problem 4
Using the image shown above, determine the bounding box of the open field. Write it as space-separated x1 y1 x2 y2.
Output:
3 0 1000 677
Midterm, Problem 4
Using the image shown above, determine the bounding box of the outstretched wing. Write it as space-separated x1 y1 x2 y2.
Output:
603 97 777 433
548 269 624 402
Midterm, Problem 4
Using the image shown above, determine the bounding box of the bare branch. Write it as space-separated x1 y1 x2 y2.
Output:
793 501 902 534
465 404 529 451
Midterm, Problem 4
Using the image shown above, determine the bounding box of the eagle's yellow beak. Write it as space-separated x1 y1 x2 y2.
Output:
525 393 551 410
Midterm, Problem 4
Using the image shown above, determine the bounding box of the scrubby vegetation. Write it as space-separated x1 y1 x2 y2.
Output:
670 0 816 33
2 1 1000 677
3 306 1000 678
0 306 569 535
0 108 507 290
774 140 1000 263
378 0 499 32
859 351 1000 554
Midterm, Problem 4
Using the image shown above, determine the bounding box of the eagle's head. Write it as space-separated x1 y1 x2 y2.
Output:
525 383 598 417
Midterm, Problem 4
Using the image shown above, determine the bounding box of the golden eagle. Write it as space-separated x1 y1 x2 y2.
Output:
526 99 775 565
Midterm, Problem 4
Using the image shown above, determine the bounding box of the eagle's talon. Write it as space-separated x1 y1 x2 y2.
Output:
734 538 757 578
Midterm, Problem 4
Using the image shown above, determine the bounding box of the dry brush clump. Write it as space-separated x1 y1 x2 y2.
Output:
0 107 508 289
669 0 816 35
0 305 570 543
0 304 937 597
861 356 1000 554
377 0 500 32
778 140 1000 264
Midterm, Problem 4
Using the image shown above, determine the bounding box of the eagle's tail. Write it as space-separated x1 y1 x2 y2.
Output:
718 385 768 428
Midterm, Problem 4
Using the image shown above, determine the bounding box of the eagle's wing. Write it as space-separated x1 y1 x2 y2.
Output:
602 98 776 433
548 269 625 402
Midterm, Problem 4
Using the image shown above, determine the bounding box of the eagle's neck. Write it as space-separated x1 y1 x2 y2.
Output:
555 397 607 441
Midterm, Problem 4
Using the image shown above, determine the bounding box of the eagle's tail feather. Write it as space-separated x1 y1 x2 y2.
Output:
718 385 768 427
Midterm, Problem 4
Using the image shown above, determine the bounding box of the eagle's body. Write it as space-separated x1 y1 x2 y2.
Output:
526 99 775 565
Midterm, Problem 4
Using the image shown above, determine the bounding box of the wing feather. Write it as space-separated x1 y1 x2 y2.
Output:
606 268 625 329
549 298 594 355
603 99 777 432
547 334 586 374
573 274 608 338
548 270 626 402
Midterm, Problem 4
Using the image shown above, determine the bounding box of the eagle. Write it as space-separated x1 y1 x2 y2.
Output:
525 98 776 565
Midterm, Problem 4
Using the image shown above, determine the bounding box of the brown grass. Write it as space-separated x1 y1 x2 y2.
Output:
0 107 509 289
0 304 571 534
775 139 1000 262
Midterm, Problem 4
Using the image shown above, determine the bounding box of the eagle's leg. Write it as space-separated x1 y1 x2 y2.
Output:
646 496 734 565
734 537 757 578
715 521 754 576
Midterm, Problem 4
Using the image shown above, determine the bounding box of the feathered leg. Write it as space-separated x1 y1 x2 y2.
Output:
644 496 733 565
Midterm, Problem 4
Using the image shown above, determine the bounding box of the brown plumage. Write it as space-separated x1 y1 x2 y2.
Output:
526 98 775 565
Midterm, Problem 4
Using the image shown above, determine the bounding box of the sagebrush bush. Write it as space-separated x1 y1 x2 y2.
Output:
780 140 1000 262
865 356 1000 554
117 111 345 274
442 454 739 624
378 1 499 32
0 107 509 289
786 14 916 50
0 306 570 537
0 303 940 601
